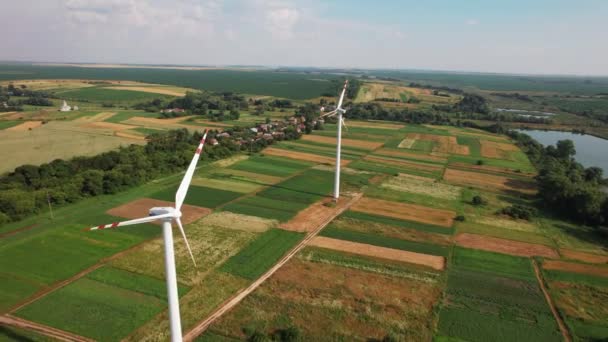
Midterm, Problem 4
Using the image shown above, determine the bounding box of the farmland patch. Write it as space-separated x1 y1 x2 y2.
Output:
343 210 453 235
310 236 445 270
150 185 242 208
444 168 536 195
380 173 461 200
229 155 312 177
374 147 448 163
480 139 520 159
219 229 304 280
208 257 442 341
455 233 558 258
543 260 608 278
262 147 341 165
302 134 384 150
351 197 456 228
559 249 608 264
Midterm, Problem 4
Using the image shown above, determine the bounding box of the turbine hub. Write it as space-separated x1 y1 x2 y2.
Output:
149 207 178 217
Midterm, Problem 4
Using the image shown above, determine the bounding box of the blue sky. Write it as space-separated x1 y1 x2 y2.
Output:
1 0 607 75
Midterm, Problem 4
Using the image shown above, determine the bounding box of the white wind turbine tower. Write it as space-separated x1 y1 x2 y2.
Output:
319 80 348 202
85 129 209 342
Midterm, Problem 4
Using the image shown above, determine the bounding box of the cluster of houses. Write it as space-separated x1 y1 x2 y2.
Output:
160 108 185 114
207 115 325 147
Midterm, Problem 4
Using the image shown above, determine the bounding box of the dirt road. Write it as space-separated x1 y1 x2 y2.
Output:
182 193 363 341
0 315 94 342
532 260 571 342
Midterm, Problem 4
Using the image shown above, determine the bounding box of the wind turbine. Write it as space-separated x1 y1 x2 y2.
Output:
85 129 209 342
319 80 348 202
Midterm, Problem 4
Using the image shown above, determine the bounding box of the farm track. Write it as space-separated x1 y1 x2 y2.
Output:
182 193 363 341
0 315 94 342
532 260 571 342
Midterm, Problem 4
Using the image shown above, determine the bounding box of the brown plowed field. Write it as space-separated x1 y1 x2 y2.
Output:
107 198 211 225
310 236 445 270
407 133 469 155
263 147 347 165
560 249 608 264
480 140 519 159
347 121 405 130
543 260 608 277
444 168 537 195
455 233 558 258
280 195 360 233
351 197 455 228
363 155 443 172
6 121 43 131
302 134 384 150
449 162 536 177
374 148 447 163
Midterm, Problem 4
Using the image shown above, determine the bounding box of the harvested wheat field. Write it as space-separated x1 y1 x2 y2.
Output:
107 198 211 224
82 121 134 131
352 197 455 228
6 121 43 131
310 236 445 270
105 86 188 97
480 140 519 159
123 116 190 128
444 168 536 195
559 249 608 264
543 260 608 277
455 233 558 258
302 134 384 150
201 212 276 233
363 155 443 173
280 194 361 233
263 147 345 165
375 148 447 163
220 169 284 185
74 112 117 122
381 173 462 200
347 121 405 130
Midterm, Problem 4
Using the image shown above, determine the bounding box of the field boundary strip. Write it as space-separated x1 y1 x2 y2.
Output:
532 260 572 342
0 314 94 342
182 193 363 341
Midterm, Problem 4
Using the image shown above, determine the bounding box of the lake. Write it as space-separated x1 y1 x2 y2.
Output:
517 130 608 174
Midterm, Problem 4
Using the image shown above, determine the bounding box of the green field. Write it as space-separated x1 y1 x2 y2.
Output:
219 229 304 280
0 121 21 130
55 87 173 103
14 270 176 341
229 155 313 177
0 65 335 99
438 248 560 342
342 210 453 235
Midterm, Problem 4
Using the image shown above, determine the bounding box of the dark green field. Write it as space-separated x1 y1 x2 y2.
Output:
54 87 171 103
219 229 303 280
151 184 242 208
0 65 335 99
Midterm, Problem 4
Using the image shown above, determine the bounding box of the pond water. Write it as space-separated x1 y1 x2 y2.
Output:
517 130 608 174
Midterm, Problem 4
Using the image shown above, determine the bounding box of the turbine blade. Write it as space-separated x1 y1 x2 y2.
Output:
85 213 173 231
336 80 348 109
175 129 209 210
341 117 349 132
319 110 337 119
176 218 197 267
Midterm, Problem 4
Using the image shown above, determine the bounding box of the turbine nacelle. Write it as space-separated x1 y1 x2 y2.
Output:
149 207 181 219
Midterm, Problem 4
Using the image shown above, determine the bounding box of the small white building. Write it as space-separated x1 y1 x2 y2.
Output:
59 100 71 112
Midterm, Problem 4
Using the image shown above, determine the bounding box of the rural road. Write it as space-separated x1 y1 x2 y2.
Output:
0 315 94 342
533 260 571 342
183 193 363 341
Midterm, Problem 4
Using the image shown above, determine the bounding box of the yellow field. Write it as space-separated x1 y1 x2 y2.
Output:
0 121 144 174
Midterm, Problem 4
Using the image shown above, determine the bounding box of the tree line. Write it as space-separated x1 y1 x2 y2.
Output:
0 84 54 112
0 126 302 225
508 131 608 227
